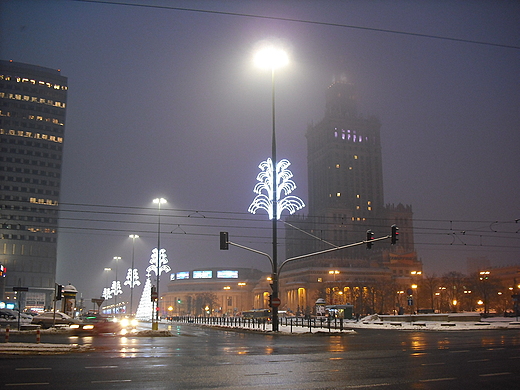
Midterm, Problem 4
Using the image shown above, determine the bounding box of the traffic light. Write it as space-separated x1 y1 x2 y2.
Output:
366 230 374 249
220 231 229 250
391 224 399 245
55 284 63 300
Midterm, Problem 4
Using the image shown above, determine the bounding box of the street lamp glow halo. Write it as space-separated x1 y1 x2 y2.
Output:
129 234 139 239
254 46 289 70
153 198 167 205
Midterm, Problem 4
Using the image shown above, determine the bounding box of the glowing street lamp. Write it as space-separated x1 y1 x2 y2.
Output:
152 197 166 330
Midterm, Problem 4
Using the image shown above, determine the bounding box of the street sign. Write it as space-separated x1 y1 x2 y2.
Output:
91 298 105 307
271 297 281 307
407 298 413 306
12 287 28 292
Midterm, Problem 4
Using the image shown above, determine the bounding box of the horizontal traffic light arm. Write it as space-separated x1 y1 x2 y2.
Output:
280 235 390 274
225 240 274 271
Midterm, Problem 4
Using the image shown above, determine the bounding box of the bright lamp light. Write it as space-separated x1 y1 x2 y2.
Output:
254 46 288 69
153 198 167 205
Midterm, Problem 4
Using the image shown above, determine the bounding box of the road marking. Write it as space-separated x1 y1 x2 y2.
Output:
479 372 511 377
419 378 456 382
5 383 50 386
15 368 52 371
91 380 132 383
468 359 489 362
421 362 445 366
85 365 118 369
449 350 470 353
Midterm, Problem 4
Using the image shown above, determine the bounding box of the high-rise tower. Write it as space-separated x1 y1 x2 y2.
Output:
286 77 417 266
0 60 68 310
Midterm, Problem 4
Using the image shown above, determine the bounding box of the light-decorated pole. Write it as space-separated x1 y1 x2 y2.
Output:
152 198 166 330
253 45 289 332
113 256 121 314
128 234 139 316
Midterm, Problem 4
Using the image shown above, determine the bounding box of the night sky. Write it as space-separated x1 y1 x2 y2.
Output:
1 0 519 302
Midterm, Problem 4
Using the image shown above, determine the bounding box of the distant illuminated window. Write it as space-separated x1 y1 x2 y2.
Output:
354 155 358 159
367 201 371 205
356 206 360 210
337 192 341 197
356 194 360 198
368 207 372 211
336 164 340 168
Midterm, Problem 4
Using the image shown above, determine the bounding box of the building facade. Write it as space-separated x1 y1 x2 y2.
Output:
0 60 68 310
162 268 266 316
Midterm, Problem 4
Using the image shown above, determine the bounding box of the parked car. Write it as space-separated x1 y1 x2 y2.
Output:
0 309 18 327
0 309 32 327
31 311 80 328
71 314 138 335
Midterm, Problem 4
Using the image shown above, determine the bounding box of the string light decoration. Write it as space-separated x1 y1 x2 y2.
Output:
146 248 171 277
124 268 141 289
248 158 305 220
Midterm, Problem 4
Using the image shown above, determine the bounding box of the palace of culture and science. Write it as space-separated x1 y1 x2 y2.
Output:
280 76 422 313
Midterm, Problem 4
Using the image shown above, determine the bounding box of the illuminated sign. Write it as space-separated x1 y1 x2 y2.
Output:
217 270 238 279
193 270 213 279
248 158 305 220
176 272 190 280
170 274 176 281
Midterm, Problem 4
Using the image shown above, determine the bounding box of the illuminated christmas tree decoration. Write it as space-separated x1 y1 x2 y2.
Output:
146 248 171 277
248 158 305 220
135 276 153 321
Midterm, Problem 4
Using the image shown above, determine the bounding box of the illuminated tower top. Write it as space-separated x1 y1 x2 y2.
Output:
306 79 383 218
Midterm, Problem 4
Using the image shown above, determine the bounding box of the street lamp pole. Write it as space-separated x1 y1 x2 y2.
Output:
113 256 121 314
129 234 139 316
153 198 166 330
254 45 288 332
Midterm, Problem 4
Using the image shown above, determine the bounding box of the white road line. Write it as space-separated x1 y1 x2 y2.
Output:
84 365 118 369
15 367 52 370
479 372 511 377
419 377 456 382
5 383 50 386
91 379 132 383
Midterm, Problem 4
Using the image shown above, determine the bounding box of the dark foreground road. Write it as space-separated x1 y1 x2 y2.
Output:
1 324 519 389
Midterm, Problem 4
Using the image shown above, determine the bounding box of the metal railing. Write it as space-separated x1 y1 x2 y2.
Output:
169 316 350 333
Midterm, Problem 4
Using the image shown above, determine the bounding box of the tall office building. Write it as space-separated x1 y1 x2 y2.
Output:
282 77 421 313
0 60 67 310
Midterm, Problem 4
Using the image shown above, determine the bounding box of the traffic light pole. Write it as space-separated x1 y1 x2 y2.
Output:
220 232 392 331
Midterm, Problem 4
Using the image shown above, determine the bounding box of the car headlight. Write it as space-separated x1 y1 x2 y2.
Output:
130 319 138 327
70 324 80 329
83 324 95 330
120 318 129 327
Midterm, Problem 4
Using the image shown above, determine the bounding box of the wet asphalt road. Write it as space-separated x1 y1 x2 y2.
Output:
1 324 520 389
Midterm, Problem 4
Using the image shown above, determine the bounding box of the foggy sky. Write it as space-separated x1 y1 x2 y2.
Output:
1 0 519 302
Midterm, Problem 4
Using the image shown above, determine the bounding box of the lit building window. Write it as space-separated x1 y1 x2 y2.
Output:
336 192 341 197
